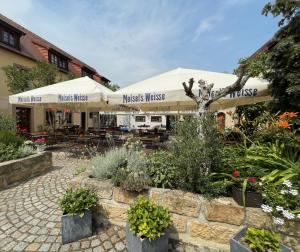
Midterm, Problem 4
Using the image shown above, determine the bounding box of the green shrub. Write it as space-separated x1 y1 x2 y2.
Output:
15 145 35 159
128 196 170 240
242 227 280 252
0 113 16 131
0 130 24 147
89 147 127 179
58 187 98 217
169 114 223 193
0 143 17 162
0 143 35 162
148 150 177 189
197 176 234 199
112 151 150 192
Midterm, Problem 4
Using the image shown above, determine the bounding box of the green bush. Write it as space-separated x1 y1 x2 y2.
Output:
0 130 24 147
15 145 35 159
0 143 17 162
148 150 177 189
89 147 127 179
128 196 170 240
58 187 98 217
0 143 35 162
242 227 280 252
0 113 16 131
112 151 150 192
169 114 223 193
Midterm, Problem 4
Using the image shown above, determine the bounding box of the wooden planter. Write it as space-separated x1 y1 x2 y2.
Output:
61 210 92 244
126 223 168 252
232 186 263 208
230 227 293 252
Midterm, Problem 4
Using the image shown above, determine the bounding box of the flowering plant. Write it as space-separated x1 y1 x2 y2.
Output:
34 137 46 146
24 140 34 146
261 180 300 226
232 170 259 192
17 125 29 134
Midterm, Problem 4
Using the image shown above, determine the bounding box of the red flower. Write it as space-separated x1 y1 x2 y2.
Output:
247 177 257 183
232 170 240 177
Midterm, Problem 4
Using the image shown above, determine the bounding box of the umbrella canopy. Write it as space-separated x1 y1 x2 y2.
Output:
108 68 271 111
9 76 113 106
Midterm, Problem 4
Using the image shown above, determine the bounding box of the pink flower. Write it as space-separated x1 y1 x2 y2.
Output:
232 170 240 177
247 177 257 183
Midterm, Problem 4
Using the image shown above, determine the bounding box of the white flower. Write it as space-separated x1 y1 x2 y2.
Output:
276 206 284 212
297 214 300 219
280 189 288 195
261 204 273 213
283 180 292 188
283 210 295 220
289 189 298 196
273 217 285 225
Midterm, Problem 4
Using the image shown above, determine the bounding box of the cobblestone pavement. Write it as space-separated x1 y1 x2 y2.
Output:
0 153 127 252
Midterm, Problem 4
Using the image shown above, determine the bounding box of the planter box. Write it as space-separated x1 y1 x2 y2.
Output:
232 186 263 208
61 210 92 244
230 227 293 252
126 223 168 252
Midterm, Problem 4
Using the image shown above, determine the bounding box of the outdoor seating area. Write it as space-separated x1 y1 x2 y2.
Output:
0 1 299 252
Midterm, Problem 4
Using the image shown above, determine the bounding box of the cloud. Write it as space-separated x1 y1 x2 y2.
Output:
217 35 232 42
193 15 223 41
0 0 198 86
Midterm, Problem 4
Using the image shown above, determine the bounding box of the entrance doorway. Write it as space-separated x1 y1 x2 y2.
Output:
166 115 176 131
81 112 86 131
16 107 31 133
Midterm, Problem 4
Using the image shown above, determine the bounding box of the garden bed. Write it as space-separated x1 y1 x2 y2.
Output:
0 151 52 189
70 175 300 251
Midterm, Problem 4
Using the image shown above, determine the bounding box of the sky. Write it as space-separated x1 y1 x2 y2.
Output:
0 0 280 87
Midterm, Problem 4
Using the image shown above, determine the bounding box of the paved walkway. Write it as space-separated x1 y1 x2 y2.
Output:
0 153 127 252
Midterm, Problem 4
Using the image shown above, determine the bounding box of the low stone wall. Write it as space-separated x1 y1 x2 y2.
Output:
0 152 53 189
70 175 300 252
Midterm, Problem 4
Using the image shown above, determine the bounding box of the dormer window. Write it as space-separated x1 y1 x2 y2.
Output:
0 23 21 50
48 49 69 71
81 67 94 79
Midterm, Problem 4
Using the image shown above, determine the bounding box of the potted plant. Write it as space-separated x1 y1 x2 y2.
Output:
126 196 170 252
231 170 263 208
58 187 98 244
230 227 292 252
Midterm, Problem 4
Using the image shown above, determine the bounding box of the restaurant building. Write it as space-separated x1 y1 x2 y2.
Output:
0 14 110 132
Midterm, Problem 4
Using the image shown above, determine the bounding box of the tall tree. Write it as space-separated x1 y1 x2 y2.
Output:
261 0 300 112
3 61 59 94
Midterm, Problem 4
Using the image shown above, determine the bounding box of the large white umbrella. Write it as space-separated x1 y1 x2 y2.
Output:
108 68 271 111
9 76 113 106
9 77 116 131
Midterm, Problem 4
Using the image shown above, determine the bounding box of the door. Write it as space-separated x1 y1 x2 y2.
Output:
81 112 86 131
16 107 31 133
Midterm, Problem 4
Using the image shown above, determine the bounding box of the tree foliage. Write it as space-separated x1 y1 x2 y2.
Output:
104 83 120 91
262 0 300 26
3 61 60 94
252 0 300 112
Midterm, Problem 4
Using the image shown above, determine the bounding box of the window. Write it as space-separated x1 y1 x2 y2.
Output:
0 27 19 49
151 116 162 122
135 116 146 122
48 50 68 71
81 68 94 79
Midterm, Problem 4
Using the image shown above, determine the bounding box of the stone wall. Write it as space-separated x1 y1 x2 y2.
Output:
70 175 300 252
0 152 52 189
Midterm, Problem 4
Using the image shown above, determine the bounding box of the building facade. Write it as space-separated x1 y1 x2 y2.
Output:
0 14 109 132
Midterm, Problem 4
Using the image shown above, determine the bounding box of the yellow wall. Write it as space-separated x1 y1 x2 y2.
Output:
0 47 71 132
0 47 36 114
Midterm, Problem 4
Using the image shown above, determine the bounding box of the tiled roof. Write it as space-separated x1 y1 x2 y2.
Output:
0 13 110 82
